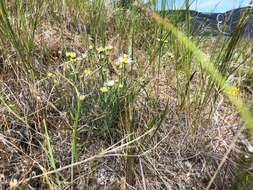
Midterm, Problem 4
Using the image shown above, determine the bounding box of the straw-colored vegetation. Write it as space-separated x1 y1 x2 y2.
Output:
0 0 253 189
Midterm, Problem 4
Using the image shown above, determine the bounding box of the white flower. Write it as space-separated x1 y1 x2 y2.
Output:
118 54 133 64
104 80 115 87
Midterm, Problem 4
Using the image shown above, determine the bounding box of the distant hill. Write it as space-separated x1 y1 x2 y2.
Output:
163 7 253 37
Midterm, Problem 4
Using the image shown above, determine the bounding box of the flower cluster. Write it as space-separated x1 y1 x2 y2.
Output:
99 80 123 93
66 51 77 62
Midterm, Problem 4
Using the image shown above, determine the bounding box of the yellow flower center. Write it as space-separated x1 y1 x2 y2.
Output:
228 86 240 96
100 87 109 93
122 54 129 63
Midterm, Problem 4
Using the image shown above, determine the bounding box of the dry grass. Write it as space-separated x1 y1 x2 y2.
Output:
1 1 253 190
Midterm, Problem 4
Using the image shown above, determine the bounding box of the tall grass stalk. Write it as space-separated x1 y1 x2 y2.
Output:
43 119 62 188
71 92 81 190
55 72 82 189
174 0 194 117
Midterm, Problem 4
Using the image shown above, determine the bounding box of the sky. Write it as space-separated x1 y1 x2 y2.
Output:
153 0 252 12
